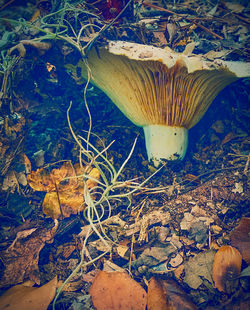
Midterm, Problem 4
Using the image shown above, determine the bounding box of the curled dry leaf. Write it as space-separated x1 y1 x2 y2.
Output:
0 276 58 310
212 245 242 293
230 217 250 264
147 277 197 310
89 271 147 310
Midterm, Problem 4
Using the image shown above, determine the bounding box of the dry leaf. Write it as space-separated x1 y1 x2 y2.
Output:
224 2 244 13
42 184 85 219
230 217 250 264
89 271 147 310
147 277 197 310
147 277 167 310
153 32 168 45
27 162 100 219
204 50 230 60
2 170 18 192
184 250 215 289
0 223 57 287
183 42 196 55
0 276 58 310
8 228 37 250
27 161 77 192
212 245 242 293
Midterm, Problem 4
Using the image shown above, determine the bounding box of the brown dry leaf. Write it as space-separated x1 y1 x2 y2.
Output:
0 223 57 287
0 276 57 310
23 153 32 173
147 277 167 310
230 217 250 264
147 277 197 310
11 116 26 132
212 245 242 293
174 265 185 280
62 244 76 259
184 250 215 289
28 162 100 219
28 167 55 191
42 184 85 219
2 170 18 192
153 31 168 45
27 161 77 192
0 140 9 157
8 228 37 250
89 271 147 310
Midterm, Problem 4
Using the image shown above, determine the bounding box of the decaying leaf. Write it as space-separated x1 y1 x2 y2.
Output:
123 210 171 237
8 228 37 250
184 250 216 289
0 222 57 287
147 277 197 310
230 217 250 264
132 245 177 272
2 170 18 192
27 161 78 192
89 271 147 310
42 184 85 219
0 276 58 310
212 245 242 293
224 2 244 13
147 277 167 310
27 162 100 219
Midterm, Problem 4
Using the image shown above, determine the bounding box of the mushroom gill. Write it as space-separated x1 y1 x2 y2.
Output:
72 41 248 165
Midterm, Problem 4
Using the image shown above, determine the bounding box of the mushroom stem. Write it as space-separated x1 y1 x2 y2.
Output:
143 125 188 166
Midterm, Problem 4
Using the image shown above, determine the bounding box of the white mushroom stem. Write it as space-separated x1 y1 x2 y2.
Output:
143 125 188 166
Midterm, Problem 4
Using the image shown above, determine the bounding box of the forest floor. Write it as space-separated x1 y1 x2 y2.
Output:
0 0 249 309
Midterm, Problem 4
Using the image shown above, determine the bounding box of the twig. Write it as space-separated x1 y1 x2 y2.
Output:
140 1 223 40
128 199 147 273
192 20 223 39
0 0 15 11
54 181 64 219
243 153 250 175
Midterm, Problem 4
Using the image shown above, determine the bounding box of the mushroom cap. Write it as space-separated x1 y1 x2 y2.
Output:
76 41 240 129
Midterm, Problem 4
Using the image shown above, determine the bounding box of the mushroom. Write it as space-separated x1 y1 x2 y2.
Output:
72 41 249 165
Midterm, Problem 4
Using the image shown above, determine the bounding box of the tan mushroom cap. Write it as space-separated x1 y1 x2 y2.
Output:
76 41 239 130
